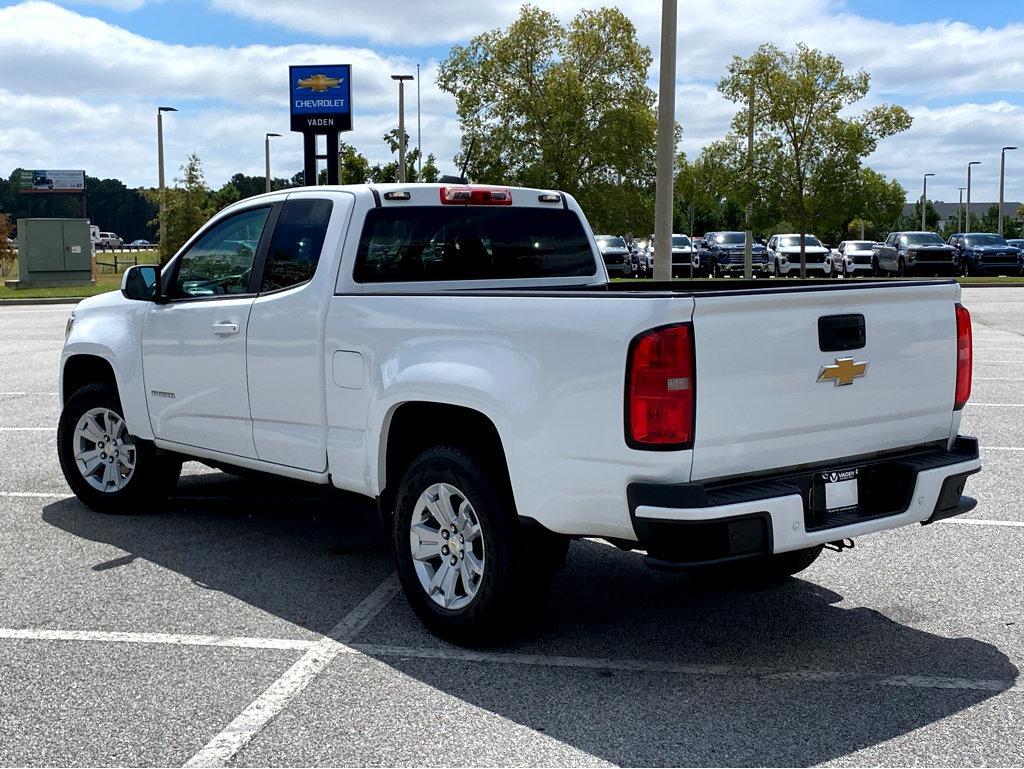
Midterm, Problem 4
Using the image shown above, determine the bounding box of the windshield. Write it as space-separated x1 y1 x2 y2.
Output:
847 241 874 250
965 234 1008 247
714 232 746 245
900 233 945 246
597 236 626 249
778 235 822 248
671 236 691 248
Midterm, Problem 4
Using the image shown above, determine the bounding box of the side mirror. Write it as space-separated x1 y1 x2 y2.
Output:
121 264 161 302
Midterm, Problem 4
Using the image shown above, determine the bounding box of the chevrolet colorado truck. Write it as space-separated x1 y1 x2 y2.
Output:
873 231 958 276
58 183 980 639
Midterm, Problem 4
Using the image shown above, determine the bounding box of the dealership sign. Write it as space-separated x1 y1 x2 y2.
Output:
18 169 86 193
289 64 352 132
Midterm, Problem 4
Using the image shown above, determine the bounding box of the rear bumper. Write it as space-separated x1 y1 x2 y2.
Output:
626 437 981 567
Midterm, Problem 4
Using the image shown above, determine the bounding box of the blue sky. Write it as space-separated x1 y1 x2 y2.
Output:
1 0 1021 206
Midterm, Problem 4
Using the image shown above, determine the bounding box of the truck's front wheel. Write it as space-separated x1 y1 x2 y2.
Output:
393 445 556 642
58 384 181 513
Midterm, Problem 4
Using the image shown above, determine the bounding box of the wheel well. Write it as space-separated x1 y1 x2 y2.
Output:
379 402 512 522
62 355 117 404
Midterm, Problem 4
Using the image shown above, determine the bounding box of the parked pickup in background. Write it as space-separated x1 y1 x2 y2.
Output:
594 234 631 277
768 233 834 277
948 233 1022 277
699 231 769 276
58 183 981 640
835 240 877 278
873 231 958 276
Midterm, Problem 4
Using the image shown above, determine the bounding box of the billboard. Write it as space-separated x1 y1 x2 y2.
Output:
18 169 86 193
289 64 352 132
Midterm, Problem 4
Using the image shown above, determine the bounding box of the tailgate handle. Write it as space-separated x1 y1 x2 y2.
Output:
818 314 865 352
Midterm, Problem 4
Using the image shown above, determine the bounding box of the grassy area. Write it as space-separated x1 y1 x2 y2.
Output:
0 273 122 300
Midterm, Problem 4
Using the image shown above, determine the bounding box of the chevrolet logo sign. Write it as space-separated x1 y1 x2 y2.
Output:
817 357 868 386
296 74 342 92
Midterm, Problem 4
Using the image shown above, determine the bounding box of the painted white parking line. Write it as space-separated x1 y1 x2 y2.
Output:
0 627 316 651
974 377 1022 381
346 643 1023 694
942 518 1024 529
0 491 66 498
981 446 1024 452
0 427 54 431
967 403 1024 407
182 573 401 769
0 391 58 396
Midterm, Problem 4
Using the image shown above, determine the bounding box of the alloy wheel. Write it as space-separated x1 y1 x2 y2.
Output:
72 407 136 492
409 483 486 610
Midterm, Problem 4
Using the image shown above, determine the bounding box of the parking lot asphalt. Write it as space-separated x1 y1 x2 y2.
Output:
0 288 1021 767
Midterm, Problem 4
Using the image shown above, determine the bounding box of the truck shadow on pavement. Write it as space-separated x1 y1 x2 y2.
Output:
42 469 1018 767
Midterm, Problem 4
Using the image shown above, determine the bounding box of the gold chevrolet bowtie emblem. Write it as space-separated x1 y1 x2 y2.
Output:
296 74 342 92
817 357 868 386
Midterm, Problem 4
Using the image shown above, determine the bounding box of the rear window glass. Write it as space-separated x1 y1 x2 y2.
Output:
354 207 595 283
261 199 333 292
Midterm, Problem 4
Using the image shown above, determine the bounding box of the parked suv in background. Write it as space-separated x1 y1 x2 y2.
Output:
873 231 957 276
594 235 631 277
768 234 833 277
97 232 123 248
836 240 876 277
700 231 769 277
949 233 1022 276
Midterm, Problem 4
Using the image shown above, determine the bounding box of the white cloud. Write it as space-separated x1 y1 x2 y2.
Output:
1 0 1022 202
0 2 462 186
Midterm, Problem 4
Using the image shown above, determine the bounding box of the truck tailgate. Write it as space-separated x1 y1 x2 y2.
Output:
690 282 959 481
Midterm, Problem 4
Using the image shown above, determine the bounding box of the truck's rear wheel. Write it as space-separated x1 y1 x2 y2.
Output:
58 384 181 513
392 445 558 642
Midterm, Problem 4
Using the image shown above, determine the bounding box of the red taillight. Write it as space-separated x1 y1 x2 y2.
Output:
439 185 513 205
954 303 972 410
626 324 695 449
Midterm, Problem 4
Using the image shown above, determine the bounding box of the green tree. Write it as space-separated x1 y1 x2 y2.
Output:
717 43 912 274
150 152 213 263
438 5 657 194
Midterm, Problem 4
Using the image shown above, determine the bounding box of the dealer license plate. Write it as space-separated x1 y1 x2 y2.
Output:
820 468 859 513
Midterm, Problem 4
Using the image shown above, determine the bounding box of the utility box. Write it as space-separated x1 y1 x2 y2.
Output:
5 218 94 288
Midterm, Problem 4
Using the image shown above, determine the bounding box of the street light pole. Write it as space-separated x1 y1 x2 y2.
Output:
999 146 1017 236
156 106 177 257
653 0 677 282
391 74 414 183
264 133 281 193
966 161 981 235
957 187 965 233
744 71 755 280
921 173 934 230
416 63 422 178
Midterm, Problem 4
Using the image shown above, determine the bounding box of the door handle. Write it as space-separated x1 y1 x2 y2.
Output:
211 322 240 336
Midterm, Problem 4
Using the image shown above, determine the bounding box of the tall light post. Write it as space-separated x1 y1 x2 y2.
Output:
156 106 177 254
416 63 422 178
999 146 1017 235
391 74 414 183
957 187 966 233
653 0 677 281
966 161 981 235
921 173 934 230
264 133 281 193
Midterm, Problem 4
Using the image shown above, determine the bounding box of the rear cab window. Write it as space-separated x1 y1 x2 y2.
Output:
353 206 596 283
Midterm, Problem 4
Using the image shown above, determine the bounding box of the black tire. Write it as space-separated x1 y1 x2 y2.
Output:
58 383 181 513
897 258 906 277
392 445 559 642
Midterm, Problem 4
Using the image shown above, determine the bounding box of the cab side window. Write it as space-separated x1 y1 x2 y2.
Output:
172 207 270 298
260 199 334 292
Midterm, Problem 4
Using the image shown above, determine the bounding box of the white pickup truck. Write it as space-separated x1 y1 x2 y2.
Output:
58 183 980 639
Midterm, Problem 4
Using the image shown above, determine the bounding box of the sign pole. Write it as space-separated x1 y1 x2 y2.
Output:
326 131 340 185
303 134 317 186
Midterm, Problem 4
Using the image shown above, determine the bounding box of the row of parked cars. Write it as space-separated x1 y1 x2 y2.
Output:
595 230 1024 279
